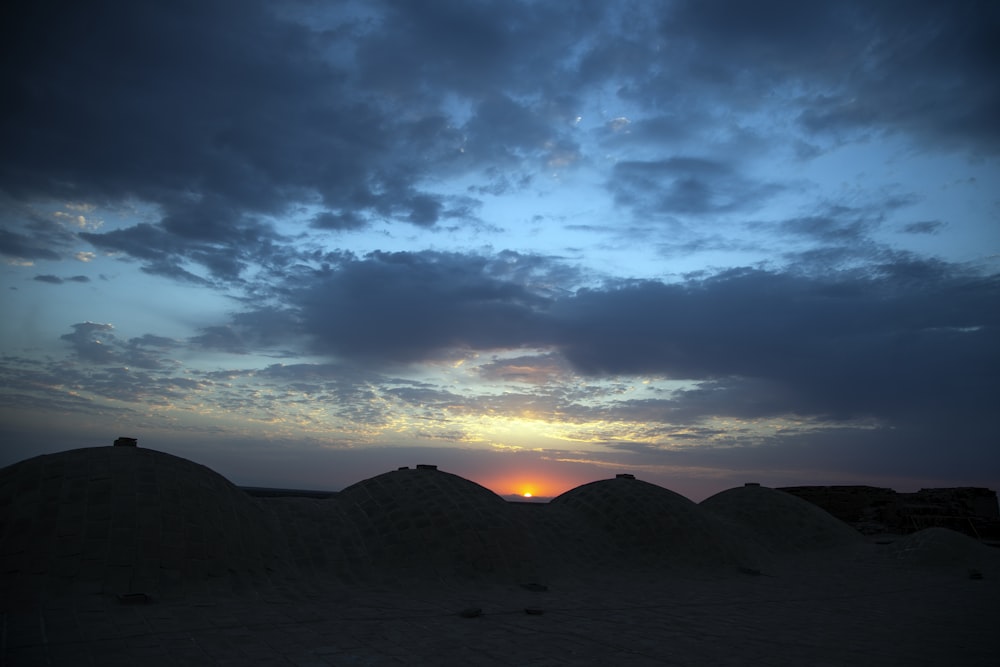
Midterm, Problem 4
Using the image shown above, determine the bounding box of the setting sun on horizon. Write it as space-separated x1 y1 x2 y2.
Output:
485 477 567 500
471 474 558 500
471 461 623 500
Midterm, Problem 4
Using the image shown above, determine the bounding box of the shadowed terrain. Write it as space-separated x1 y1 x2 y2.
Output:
2 447 998 610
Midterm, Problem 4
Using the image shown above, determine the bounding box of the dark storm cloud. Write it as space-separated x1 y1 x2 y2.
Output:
662 0 863 80
78 224 210 284
352 0 607 100
80 215 290 283
0 205 80 262
794 2 1000 153
660 0 1000 153
1 0 471 278
297 251 552 364
1 228 61 262
552 264 1000 426
2 0 995 286
3 0 323 204
210 247 997 446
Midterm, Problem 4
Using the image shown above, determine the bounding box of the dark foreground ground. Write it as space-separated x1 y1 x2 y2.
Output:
4 542 999 667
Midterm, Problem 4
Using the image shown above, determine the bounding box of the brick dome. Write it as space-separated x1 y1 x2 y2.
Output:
552 477 763 570
701 484 862 553
336 466 535 579
0 447 286 606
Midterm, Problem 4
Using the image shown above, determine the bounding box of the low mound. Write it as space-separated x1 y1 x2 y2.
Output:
0 447 287 606
336 466 542 580
888 527 1000 570
551 477 764 570
700 485 862 552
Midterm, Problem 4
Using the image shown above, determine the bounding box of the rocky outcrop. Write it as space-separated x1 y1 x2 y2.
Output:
778 485 1000 539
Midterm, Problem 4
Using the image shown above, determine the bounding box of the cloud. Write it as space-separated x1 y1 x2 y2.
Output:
189 326 250 355
310 210 369 231
33 274 90 284
129 334 179 349
4 0 994 291
901 220 945 235
610 158 781 217
463 94 561 165
296 251 552 364
662 0 1000 154
59 322 175 369
198 247 999 440
552 264 1000 428
1 228 61 262
0 204 81 262
4 0 468 282
476 354 572 385
80 217 283 284
60 322 119 365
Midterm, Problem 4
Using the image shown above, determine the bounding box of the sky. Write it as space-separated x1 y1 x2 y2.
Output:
1 0 998 501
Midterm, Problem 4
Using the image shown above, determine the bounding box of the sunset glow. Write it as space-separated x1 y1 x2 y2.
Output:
502 479 563 500
474 474 564 500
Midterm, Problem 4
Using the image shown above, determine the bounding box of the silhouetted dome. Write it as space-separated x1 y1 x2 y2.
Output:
339 465 508 512
701 485 862 552
551 477 763 569
336 466 537 579
0 447 287 606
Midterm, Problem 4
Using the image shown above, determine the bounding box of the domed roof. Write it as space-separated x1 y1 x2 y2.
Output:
0 447 287 606
339 465 507 512
336 466 537 579
551 477 763 570
551 477 694 527
700 485 862 552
